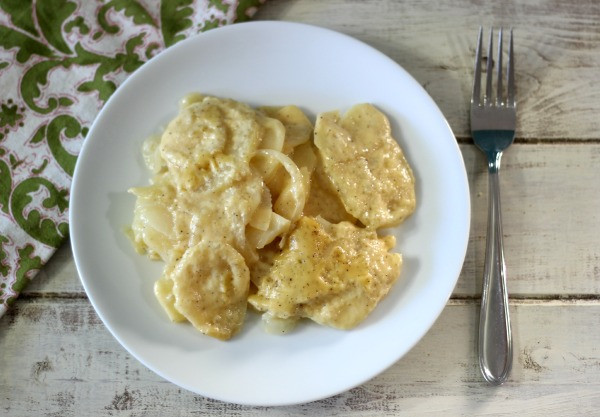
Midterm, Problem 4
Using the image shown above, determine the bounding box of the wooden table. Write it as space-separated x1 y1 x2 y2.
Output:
2 1 599 415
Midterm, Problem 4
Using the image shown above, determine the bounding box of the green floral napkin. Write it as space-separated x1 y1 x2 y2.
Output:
0 0 264 316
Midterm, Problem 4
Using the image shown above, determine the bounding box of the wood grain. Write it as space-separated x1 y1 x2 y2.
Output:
457 143 600 296
255 0 600 141
1 299 598 415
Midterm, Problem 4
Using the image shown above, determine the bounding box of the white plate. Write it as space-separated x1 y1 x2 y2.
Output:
70 21 470 406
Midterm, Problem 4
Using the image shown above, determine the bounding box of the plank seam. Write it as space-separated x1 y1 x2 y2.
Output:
18 292 600 304
19 292 88 299
449 294 600 305
456 137 600 144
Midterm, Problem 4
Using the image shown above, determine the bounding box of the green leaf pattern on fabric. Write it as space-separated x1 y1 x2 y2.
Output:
235 0 264 22
0 0 264 314
12 244 43 297
65 16 91 35
20 60 64 114
0 25 56 63
0 235 10 277
98 0 156 34
0 0 38 36
0 160 11 214
46 115 80 176
160 0 194 47
11 177 69 248
35 0 77 54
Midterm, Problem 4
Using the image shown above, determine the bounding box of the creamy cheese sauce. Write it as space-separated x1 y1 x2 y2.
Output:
129 95 416 340
314 103 416 228
248 216 402 329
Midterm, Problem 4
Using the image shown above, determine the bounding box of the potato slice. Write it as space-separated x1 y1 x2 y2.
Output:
170 241 250 340
260 105 313 154
248 216 402 329
314 103 416 228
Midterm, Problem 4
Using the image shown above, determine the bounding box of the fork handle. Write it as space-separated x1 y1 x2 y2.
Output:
479 156 513 385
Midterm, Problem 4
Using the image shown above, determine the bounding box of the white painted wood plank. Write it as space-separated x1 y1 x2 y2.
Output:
255 0 600 140
456 143 600 296
1 299 598 415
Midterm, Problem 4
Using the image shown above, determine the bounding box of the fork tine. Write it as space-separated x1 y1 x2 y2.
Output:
496 28 503 105
485 28 494 105
507 28 515 107
472 26 483 106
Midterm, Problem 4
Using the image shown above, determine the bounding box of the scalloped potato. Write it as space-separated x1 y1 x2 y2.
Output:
248 216 402 329
129 95 415 340
314 103 416 228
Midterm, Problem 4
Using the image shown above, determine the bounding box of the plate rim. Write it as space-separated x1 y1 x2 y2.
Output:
69 20 471 406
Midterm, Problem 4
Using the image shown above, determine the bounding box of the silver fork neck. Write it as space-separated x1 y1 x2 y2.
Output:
471 129 515 172
488 152 503 173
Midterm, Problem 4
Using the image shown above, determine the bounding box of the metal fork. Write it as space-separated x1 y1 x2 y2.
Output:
471 27 516 385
